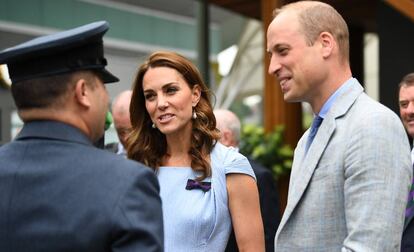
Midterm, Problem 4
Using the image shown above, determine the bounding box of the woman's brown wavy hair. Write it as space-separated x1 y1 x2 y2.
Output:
127 51 220 181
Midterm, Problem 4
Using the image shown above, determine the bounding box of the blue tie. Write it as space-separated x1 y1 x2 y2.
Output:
306 115 323 152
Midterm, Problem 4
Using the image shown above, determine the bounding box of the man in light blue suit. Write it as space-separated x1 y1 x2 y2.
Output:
266 1 412 251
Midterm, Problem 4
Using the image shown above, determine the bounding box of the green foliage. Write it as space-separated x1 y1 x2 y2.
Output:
239 124 293 180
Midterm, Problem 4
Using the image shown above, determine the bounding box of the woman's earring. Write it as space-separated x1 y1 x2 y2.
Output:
152 123 156 128
192 110 197 119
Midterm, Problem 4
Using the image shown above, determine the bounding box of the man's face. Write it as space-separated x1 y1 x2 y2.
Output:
266 11 324 104
89 76 109 142
114 114 131 147
399 85 414 137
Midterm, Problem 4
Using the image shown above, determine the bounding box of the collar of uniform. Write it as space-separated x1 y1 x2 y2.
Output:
16 120 93 146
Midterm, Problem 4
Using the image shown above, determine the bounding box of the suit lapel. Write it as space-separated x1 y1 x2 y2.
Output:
405 214 414 231
282 116 336 222
276 81 364 237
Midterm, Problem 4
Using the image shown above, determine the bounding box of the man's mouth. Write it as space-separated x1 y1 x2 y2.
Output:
279 77 291 93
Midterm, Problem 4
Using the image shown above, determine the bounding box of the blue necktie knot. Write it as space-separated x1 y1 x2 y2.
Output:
306 115 323 152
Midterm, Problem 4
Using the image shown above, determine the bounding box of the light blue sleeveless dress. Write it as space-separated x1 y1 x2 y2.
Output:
157 142 255 252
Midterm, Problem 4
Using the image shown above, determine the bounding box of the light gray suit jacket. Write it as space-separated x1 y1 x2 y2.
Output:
274 80 412 252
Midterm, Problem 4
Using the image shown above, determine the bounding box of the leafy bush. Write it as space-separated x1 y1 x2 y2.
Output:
239 124 293 180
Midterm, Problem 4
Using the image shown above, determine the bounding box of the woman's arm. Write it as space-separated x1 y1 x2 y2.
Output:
227 173 265 252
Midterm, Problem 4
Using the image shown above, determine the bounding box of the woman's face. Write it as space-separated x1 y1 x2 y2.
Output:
142 66 200 136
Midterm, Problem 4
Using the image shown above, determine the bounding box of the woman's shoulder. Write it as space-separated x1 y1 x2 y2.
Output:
212 142 245 161
212 142 255 178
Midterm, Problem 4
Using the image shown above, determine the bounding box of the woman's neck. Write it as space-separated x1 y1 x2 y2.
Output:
163 127 192 167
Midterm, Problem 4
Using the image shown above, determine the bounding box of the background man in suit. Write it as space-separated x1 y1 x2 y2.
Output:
0 21 163 252
398 73 414 251
105 90 132 156
214 109 281 252
267 1 412 251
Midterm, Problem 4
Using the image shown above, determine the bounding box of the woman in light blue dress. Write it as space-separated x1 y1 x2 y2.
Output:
127 51 264 251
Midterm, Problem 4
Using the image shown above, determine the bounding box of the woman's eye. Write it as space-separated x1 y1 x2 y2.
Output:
166 87 178 94
144 93 155 100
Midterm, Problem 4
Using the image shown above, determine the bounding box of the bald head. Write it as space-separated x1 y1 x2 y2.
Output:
214 109 241 147
112 90 132 147
273 1 349 63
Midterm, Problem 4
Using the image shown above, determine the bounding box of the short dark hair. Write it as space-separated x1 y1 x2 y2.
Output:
11 70 97 109
398 73 414 92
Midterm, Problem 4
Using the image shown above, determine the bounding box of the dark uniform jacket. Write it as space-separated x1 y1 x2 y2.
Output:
0 120 163 252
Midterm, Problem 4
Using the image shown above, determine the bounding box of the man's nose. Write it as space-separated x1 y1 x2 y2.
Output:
268 55 281 75
407 102 414 113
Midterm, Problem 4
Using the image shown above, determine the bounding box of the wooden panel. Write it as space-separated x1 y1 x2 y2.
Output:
385 0 414 23
208 0 378 32
209 0 261 19
261 0 302 148
261 0 303 216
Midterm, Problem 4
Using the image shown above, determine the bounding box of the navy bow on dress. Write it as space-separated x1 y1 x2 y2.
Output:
185 179 211 192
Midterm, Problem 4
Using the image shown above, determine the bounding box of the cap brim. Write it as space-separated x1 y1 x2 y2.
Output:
98 68 119 84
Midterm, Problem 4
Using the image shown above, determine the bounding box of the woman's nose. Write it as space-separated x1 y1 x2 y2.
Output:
157 95 168 110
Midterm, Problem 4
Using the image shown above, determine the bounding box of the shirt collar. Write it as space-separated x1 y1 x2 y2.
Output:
411 145 414 163
318 77 356 119
117 142 127 156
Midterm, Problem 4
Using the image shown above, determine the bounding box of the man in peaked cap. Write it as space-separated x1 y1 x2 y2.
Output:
0 21 163 252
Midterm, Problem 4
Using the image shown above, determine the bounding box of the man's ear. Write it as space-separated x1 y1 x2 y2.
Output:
221 130 233 147
74 78 91 108
319 31 335 59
